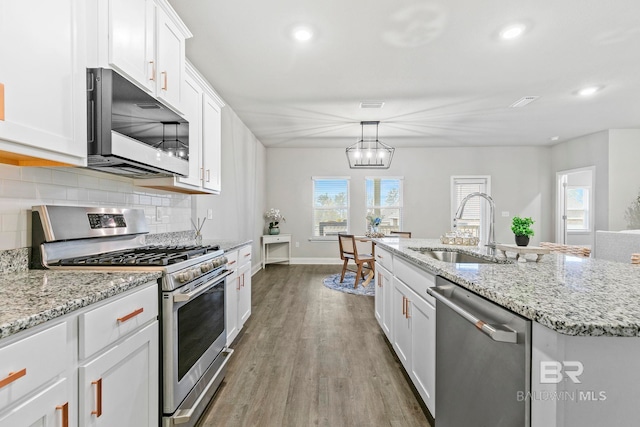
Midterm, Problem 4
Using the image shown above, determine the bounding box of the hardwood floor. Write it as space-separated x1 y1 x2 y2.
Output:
197 264 431 427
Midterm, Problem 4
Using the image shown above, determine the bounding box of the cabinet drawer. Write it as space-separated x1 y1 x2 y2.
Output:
395 256 436 305
263 235 289 244
79 283 158 359
375 246 393 271
0 322 66 411
239 245 252 263
226 250 239 269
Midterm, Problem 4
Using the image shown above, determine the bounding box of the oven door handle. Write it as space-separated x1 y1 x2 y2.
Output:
173 270 232 303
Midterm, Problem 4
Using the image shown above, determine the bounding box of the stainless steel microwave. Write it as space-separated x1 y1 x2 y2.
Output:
86 68 189 178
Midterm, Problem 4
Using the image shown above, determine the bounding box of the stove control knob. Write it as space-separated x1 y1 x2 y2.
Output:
201 263 209 273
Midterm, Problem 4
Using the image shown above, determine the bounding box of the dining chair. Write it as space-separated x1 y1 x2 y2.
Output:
539 242 591 257
390 231 412 238
338 234 375 288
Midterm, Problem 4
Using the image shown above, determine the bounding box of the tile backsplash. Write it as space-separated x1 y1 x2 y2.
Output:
0 164 191 250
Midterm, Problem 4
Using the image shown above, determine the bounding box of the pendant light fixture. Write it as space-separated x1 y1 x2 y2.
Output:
346 121 394 169
154 121 188 158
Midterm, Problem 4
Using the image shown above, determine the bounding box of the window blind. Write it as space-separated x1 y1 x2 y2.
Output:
312 177 350 237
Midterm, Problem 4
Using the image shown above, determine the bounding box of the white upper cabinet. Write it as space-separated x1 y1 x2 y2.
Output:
136 62 224 194
105 0 155 93
0 0 87 166
155 7 185 112
90 0 191 114
202 92 222 193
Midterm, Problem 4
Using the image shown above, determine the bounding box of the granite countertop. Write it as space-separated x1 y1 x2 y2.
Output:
0 232 253 341
0 269 162 340
203 239 252 253
375 238 640 337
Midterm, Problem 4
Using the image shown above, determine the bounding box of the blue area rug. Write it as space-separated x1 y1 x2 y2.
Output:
322 272 375 296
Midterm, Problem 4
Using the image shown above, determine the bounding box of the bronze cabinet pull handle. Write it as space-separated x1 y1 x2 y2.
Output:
0 368 26 388
91 378 103 417
117 307 144 323
56 402 69 427
161 71 168 90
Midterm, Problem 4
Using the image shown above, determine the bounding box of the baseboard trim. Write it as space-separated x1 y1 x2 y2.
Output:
290 257 342 265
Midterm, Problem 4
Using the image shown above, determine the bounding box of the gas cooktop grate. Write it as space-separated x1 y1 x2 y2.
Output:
52 244 221 267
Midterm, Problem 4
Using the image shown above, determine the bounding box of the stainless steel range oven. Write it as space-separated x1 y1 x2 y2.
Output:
161 255 231 426
30 205 232 427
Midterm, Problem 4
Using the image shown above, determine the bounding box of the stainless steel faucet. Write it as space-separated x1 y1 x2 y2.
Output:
453 192 496 254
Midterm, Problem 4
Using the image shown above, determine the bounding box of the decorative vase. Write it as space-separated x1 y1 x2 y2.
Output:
269 226 280 235
195 232 203 245
515 235 530 247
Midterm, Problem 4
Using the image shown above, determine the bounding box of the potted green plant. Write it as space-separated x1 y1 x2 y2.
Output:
511 216 534 246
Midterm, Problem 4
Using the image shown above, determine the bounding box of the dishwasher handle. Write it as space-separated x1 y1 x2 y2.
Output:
428 286 518 343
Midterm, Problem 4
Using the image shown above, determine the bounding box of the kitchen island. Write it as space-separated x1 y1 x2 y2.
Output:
375 238 640 427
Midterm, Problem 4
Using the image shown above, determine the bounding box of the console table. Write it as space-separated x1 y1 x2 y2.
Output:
262 234 292 269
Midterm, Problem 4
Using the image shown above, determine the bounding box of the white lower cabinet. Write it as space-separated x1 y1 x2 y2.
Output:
0 378 69 427
238 261 252 325
408 286 436 417
225 245 252 346
0 320 70 427
375 264 393 339
224 251 240 346
392 278 412 369
79 321 158 427
0 281 159 427
381 251 437 418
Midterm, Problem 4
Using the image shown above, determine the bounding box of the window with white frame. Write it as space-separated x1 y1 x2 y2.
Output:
312 177 350 237
451 176 490 243
566 186 590 231
366 177 403 233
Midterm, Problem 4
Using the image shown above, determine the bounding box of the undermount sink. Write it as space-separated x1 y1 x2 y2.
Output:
412 249 499 264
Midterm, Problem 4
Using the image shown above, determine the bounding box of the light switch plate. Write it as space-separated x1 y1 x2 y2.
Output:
156 206 163 222
502 211 510 217
207 209 213 220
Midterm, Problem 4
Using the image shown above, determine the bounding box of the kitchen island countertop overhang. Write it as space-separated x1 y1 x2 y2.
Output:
374 238 640 337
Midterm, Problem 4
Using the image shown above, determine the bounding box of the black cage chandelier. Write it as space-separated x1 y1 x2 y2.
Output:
346 121 395 169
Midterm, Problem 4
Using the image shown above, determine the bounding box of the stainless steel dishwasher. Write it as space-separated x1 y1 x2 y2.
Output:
428 276 531 427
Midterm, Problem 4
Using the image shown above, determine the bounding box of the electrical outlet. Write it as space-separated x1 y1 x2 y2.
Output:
295 241 300 247
207 209 213 220
502 211 510 217
156 206 162 222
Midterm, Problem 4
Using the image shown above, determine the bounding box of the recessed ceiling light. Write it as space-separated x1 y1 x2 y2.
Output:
292 27 313 42
550 136 560 141
500 24 526 40
509 96 539 108
360 101 385 109
578 86 602 96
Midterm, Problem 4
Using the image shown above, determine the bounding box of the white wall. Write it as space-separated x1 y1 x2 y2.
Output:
193 106 266 271
0 165 191 250
608 129 640 231
266 146 551 260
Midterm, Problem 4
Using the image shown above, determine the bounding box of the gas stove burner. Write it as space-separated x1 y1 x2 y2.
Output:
52 244 223 267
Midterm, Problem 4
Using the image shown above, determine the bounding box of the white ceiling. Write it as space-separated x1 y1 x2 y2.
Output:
168 0 640 148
